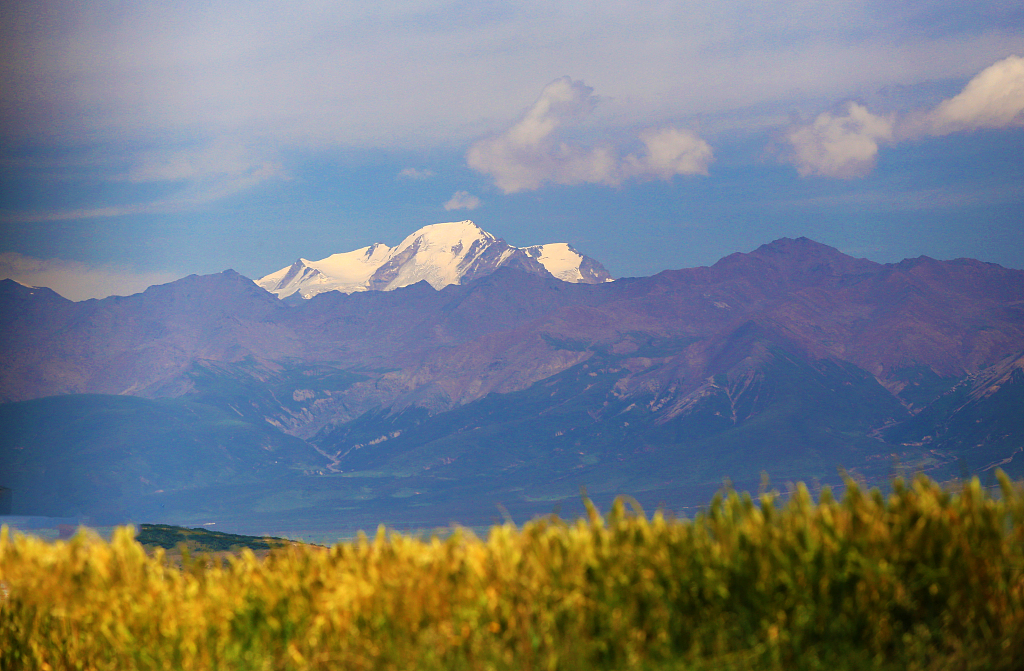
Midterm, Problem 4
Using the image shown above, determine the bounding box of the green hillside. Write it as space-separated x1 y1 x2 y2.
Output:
136 523 301 553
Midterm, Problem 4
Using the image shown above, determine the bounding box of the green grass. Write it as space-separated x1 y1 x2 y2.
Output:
135 523 299 553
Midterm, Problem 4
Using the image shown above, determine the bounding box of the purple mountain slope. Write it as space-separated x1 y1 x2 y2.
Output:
3 239 1024 414
2 237 1024 527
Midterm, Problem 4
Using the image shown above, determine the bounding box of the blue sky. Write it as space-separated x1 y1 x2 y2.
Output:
1 1 1023 299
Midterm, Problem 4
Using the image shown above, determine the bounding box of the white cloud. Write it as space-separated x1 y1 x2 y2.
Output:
0 252 181 301
925 54 1024 135
466 77 712 193
785 102 894 178
465 77 609 193
398 167 435 180
782 55 1024 178
443 191 481 211
624 128 713 180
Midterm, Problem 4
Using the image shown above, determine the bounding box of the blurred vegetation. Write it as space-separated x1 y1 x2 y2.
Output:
2 473 1023 670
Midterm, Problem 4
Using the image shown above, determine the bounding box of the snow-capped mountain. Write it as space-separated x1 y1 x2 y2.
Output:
256 220 613 299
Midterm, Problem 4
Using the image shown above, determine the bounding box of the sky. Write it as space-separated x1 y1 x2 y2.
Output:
1 1 1023 300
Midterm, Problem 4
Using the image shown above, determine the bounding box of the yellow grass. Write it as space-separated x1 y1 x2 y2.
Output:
2 473 1023 670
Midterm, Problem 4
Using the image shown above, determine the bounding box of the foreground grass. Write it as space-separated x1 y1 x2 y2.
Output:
2 474 1023 670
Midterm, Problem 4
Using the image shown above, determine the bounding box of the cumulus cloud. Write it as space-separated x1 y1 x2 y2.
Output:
925 54 1024 135
783 55 1023 178
466 77 712 193
785 102 895 178
0 252 181 301
465 77 612 193
443 191 481 211
397 167 434 180
624 128 713 180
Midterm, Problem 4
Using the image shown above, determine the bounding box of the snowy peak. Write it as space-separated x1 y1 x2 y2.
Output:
256 244 395 298
367 221 505 292
523 243 614 284
395 220 494 253
256 220 613 299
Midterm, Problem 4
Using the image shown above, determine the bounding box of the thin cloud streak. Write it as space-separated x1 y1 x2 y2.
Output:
0 147 288 224
398 167 435 180
122 142 284 184
771 182 1024 212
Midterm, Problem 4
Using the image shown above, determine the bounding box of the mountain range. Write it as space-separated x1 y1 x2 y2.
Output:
2 225 1023 535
